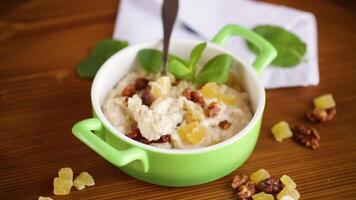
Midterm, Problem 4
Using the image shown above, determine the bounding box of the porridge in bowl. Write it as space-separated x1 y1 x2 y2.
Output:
102 43 253 149
102 71 252 149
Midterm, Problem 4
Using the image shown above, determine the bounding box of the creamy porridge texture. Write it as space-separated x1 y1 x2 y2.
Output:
102 69 253 149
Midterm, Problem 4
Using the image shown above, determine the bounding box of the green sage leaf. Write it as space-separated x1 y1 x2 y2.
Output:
137 49 162 73
247 25 306 67
77 39 128 78
188 42 207 69
195 53 233 84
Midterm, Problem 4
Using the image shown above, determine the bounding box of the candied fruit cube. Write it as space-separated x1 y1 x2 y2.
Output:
289 189 300 200
280 196 294 200
280 175 296 190
74 172 95 190
250 169 270 184
219 94 237 106
271 121 293 142
201 82 220 99
313 94 336 109
53 177 73 195
58 167 73 180
252 192 274 200
184 101 205 123
178 122 206 144
150 76 171 98
38 197 53 200
201 82 238 106
277 186 300 200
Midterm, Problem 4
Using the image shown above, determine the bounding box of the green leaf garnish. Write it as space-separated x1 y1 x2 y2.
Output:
188 42 207 70
195 53 233 84
247 25 306 67
77 39 128 78
138 42 206 80
168 59 192 79
137 49 162 73
168 42 207 80
137 43 233 85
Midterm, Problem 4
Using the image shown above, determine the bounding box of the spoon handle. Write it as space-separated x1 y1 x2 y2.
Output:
161 0 179 75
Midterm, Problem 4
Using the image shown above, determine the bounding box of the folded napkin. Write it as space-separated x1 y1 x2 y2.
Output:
113 0 319 89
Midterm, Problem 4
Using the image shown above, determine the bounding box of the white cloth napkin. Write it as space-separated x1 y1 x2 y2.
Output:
113 0 319 89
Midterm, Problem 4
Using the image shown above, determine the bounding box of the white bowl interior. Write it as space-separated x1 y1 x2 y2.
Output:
92 39 265 154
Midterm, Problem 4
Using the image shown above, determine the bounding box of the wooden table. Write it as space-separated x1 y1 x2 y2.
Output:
1 0 355 199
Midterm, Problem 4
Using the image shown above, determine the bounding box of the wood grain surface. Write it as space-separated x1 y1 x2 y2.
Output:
1 0 355 199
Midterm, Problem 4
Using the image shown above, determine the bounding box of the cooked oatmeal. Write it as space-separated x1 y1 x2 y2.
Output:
102 70 253 149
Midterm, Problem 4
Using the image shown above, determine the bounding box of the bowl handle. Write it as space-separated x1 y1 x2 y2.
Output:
72 118 149 173
212 24 277 74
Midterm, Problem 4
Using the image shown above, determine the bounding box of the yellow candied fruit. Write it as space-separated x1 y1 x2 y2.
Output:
252 192 274 200
277 187 300 200
280 175 296 190
201 82 237 106
313 94 336 109
38 197 53 200
250 169 270 184
53 177 73 195
178 122 206 145
280 196 294 200
219 94 237 106
150 76 171 98
201 82 220 99
74 172 95 190
184 101 205 123
271 121 293 142
58 167 73 180
53 167 73 195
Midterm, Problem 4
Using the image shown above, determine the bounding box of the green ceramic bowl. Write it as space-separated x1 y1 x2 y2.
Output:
72 25 277 187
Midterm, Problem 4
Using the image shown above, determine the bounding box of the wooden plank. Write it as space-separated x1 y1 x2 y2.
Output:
0 0 355 199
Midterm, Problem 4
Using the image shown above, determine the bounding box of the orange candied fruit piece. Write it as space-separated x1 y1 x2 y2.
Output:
219 94 237 106
201 82 220 99
178 122 206 145
150 76 171 98
250 169 270 184
201 82 237 106
252 192 274 200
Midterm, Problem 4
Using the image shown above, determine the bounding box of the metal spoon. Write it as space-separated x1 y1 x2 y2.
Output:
161 0 179 75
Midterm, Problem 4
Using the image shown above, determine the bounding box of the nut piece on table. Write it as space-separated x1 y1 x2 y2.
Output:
292 124 320 150
219 120 232 130
256 178 283 195
250 169 270 184
237 181 256 200
271 121 293 142
232 174 249 189
313 94 336 109
74 172 95 190
306 107 336 123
